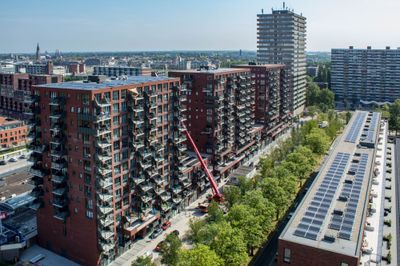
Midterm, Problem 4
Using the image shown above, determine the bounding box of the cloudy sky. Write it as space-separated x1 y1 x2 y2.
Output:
0 0 399 53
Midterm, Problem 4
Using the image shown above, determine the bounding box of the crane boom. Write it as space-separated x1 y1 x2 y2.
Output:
181 124 223 201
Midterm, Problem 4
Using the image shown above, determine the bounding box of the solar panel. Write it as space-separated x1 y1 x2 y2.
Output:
344 112 367 143
293 152 351 241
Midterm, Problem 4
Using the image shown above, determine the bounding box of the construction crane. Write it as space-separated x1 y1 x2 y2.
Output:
180 123 224 202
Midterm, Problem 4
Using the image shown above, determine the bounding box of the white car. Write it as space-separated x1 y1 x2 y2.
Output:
8 158 18 162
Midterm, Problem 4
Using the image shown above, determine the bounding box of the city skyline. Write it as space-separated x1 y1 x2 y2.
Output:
1 0 399 53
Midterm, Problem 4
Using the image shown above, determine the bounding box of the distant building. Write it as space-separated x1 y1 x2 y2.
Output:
0 73 62 119
257 6 307 115
331 46 400 109
307 66 319 78
278 111 383 266
16 61 53 75
0 117 28 150
35 43 40 61
93 66 152 77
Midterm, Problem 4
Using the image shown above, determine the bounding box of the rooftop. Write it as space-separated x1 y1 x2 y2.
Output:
169 68 250 75
233 63 285 69
280 111 381 258
35 76 178 91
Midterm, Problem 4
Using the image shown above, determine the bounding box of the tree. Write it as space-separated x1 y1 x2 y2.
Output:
188 219 207 243
161 234 182 266
223 185 241 209
207 201 224 223
227 204 264 255
237 176 253 195
207 222 249 266
242 190 275 233
389 99 400 134
132 256 156 266
261 178 290 219
304 128 331 155
178 245 223 266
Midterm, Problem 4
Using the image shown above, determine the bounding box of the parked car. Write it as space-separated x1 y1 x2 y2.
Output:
155 241 165 252
8 158 17 162
19 154 26 159
170 230 180 237
0 160 6 165
149 228 163 239
161 220 171 230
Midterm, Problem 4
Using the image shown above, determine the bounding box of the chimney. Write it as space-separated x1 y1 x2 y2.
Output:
367 46 371 50
386 46 390 50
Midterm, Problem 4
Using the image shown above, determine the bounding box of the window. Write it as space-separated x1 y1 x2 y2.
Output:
113 91 119 101
341 263 349 266
283 248 291 263
121 89 127 99
113 103 119 113
86 210 93 219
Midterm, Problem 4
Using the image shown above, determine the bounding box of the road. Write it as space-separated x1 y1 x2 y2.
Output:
0 158 32 177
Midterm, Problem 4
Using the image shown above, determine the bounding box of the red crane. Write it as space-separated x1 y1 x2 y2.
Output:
181 123 224 202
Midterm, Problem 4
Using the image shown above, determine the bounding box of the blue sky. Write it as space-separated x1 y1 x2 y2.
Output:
1 0 399 53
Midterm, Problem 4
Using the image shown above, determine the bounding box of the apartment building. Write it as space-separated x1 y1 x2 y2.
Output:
29 76 206 266
169 68 264 179
278 111 383 266
93 66 152 77
0 73 62 119
0 117 28 150
234 64 291 140
257 7 307 115
16 61 53 75
331 46 400 109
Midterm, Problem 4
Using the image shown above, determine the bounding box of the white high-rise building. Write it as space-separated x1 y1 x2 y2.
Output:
257 6 307 115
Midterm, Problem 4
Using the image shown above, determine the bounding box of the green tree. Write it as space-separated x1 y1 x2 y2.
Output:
161 234 182 266
389 99 400 134
207 222 248 266
132 256 156 266
345 111 352 124
304 128 331 155
223 185 241 209
188 219 207 243
242 190 275 233
178 244 223 266
261 178 290 219
207 201 224 223
237 176 253 195
227 204 264 255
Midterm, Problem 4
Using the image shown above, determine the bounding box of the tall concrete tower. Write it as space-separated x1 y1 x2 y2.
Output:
257 6 307 116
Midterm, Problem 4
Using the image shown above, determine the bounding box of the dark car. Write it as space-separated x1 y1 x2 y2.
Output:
149 228 162 239
170 230 180 236
155 241 165 252
161 220 171 230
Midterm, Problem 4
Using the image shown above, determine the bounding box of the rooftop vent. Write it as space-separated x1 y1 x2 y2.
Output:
323 235 336 243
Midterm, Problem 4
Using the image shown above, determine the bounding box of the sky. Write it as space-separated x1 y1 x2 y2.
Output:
0 0 399 53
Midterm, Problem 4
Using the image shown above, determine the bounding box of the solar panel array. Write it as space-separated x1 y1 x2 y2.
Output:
361 112 379 144
329 153 369 240
344 112 367 143
294 152 350 241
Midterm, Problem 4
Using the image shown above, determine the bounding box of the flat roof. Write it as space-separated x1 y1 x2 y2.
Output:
280 111 381 258
35 76 178 91
169 68 250 75
233 64 285 69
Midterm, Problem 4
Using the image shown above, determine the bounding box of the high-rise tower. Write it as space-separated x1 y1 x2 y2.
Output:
257 5 307 115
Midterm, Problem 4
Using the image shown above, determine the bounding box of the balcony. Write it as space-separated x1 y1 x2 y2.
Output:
52 187 67 196
161 203 172 212
99 216 114 227
49 112 65 121
132 175 145 185
139 194 152 203
30 167 47 178
101 243 114 254
95 154 112 164
51 161 67 171
53 199 68 208
95 138 112 149
94 98 111 108
95 113 111 122
31 187 44 198
52 174 67 184
97 167 112 176
98 179 113 189
131 141 145 150
100 229 114 240
98 206 113 215
49 97 65 106
160 192 171 202
53 211 68 221
98 192 113 203
50 149 66 158
141 183 153 193
171 186 182 195
31 145 46 154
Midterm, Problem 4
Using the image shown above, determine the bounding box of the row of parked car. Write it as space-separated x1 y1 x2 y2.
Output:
146 220 181 253
0 153 27 165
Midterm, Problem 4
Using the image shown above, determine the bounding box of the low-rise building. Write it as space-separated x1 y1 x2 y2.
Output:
0 117 28 150
93 66 152 77
278 111 383 266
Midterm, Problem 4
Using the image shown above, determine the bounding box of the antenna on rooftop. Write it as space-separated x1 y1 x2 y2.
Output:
261 8 264 14
283 2 285 9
